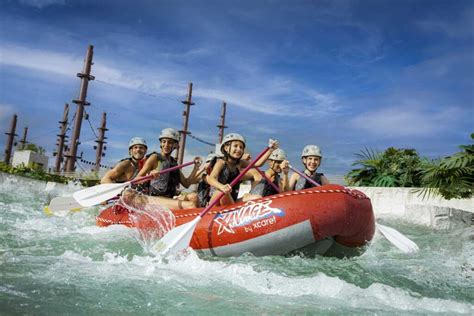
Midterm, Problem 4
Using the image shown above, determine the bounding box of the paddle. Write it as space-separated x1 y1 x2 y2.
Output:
153 146 272 256
288 165 419 254
254 167 281 193
45 196 119 215
72 161 195 208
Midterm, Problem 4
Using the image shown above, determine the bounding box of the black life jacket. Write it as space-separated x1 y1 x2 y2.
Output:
294 171 323 190
215 158 241 201
196 157 218 207
196 180 211 207
149 152 180 198
250 173 280 197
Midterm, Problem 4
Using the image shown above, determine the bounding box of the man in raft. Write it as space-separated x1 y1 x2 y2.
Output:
289 145 330 189
134 128 202 209
101 137 148 184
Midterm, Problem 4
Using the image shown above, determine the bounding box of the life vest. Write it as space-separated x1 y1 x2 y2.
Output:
148 152 180 198
196 180 211 207
210 158 241 201
250 173 281 197
294 171 324 190
196 157 218 207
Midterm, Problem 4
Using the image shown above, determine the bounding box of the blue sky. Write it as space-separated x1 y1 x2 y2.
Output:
1 0 473 175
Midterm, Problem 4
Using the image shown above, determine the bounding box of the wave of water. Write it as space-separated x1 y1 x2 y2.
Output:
1 173 473 314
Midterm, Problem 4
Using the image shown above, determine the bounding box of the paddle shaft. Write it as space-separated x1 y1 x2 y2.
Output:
254 167 281 193
198 146 271 217
289 165 320 187
130 160 195 185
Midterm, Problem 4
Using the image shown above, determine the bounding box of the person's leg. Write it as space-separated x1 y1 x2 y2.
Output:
209 190 234 206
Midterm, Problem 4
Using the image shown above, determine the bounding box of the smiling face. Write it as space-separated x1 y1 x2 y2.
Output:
303 155 321 172
224 141 245 160
129 144 147 160
160 138 177 155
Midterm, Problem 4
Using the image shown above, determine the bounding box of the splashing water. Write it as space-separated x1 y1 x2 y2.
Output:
1 173 473 314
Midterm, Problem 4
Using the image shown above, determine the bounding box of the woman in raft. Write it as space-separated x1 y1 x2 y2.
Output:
207 133 279 206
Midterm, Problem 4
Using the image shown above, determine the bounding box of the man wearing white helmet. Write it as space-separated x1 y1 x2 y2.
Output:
135 128 202 209
207 132 279 206
289 145 330 190
246 148 290 198
101 137 148 184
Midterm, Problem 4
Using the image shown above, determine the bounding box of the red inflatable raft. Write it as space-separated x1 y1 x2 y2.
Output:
96 184 375 258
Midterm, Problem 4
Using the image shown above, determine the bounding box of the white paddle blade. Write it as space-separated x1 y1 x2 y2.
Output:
48 196 84 213
73 182 126 207
376 223 419 254
152 216 201 256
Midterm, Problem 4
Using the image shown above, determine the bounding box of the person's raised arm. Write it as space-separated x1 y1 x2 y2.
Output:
180 157 202 188
136 154 157 178
241 139 279 168
280 160 290 191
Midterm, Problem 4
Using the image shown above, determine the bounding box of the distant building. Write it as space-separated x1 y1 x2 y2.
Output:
12 150 49 172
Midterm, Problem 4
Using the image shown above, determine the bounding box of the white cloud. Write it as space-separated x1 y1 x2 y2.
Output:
350 104 463 137
1 43 340 119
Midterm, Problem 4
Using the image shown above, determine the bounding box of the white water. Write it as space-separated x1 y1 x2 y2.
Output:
1 173 473 314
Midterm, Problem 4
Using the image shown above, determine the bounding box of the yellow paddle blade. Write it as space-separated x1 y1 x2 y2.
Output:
43 206 53 216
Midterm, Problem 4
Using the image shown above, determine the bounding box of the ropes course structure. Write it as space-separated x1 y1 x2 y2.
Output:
188 132 215 147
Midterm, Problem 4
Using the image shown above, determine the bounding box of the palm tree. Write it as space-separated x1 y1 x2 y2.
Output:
419 133 474 200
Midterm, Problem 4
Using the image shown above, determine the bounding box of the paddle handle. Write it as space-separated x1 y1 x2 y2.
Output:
198 146 271 217
254 167 281 193
289 165 320 187
129 161 195 185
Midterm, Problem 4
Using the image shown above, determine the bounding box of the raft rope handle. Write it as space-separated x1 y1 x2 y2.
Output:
174 188 368 219
97 188 369 225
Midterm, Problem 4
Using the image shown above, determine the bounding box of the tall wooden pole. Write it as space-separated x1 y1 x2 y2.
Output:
65 45 95 172
54 103 69 173
94 112 108 172
217 101 228 144
177 82 194 165
19 126 28 150
3 114 17 164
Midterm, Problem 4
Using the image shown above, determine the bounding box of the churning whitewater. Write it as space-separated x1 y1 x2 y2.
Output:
1 173 473 314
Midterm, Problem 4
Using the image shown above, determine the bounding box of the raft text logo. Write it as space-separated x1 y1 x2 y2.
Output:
214 200 284 235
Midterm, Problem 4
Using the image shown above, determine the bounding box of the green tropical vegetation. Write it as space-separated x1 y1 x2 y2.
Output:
346 133 474 200
0 162 100 186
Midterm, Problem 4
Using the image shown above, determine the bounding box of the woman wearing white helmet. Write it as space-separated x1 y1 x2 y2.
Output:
135 128 202 209
289 145 329 190
207 133 279 206
246 148 290 199
101 137 148 184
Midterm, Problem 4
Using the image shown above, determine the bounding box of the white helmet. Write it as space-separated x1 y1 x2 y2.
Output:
301 145 322 158
220 133 246 153
269 148 286 161
159 128 180 142
128 137 147 149
205 153 217 163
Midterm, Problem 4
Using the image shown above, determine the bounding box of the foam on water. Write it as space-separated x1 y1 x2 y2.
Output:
1 173 473 314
